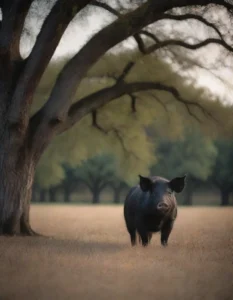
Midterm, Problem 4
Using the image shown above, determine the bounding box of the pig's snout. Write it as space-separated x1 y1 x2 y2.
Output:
157 202 169 210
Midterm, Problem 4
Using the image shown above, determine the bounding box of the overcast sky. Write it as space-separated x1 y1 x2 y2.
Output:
21 2 233 104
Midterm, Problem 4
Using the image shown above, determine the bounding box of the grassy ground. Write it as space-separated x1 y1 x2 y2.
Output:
0 206 233 300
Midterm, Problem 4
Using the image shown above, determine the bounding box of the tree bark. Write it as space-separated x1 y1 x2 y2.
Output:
49 187 57 202
113 187 122 204
39 190 46 203
220 189 230 206
64 185 71 203
183 184 193 206
0 151 37 235
92 189 101 204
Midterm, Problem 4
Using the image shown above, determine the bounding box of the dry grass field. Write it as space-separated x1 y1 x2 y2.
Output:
0 205 233 300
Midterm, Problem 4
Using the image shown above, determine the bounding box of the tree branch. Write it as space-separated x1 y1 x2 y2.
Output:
140 30 160 43
92 110 107 133
0 0 33 61
91 110 142 160
28 0 232 151
32 1 160 125
130 94 137 113
9 0 92 125
32 0 223 130
0 0 32 84
116 61 135 83
60 80 213 132
91 0 229 60
91 1 121 17
133 11 228 54
91 1 156 57
161 13 224 40
146 92 169 115
144 37 233 55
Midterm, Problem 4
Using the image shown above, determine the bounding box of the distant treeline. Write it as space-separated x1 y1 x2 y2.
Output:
33 128 233 206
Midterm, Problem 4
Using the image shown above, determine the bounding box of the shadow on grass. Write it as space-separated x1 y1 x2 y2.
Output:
0 235 127 256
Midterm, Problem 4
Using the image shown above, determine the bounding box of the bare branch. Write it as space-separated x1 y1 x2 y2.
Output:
59 80 213 132
92 110 107 133
162 13 224 40
129 94 137 113
146 92 169 114
91 109 141 159
134 11 228 54
29 0 232 147
34 0 224 129
116 61 135 83
0 0 33 61
140 30 160 43
142 37 233 55
9 0 92 125
90 0 229 60
134 33 148 54
91 1 157 56
34 1 159 125
102 61 135 84
111 127 141 159
91 1 121 17
91 1 233 20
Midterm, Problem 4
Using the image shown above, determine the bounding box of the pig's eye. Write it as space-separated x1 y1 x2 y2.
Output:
167 189 173 195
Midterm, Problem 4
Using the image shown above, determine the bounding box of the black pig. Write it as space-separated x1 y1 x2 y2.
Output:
124 174 186 247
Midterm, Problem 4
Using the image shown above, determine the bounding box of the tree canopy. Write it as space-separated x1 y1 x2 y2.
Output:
34 48 232 189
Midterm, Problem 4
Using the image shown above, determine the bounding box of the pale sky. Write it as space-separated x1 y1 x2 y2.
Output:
21 2 233 105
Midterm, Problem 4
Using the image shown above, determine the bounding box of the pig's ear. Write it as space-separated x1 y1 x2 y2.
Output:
169 175 186 193
139 175 153 192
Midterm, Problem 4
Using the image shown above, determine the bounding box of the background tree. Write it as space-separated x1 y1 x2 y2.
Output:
151 127 217 205
109 181 129 204
210 139 233 206
1 0 233 235
74 154 118 204
61 166 80 203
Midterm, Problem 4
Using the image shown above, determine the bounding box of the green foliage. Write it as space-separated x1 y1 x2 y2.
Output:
151 127 217 181
33 49 233 189
74 154 117 187
210 139 233 190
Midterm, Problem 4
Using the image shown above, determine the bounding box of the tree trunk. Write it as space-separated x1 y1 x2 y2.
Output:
220 189 230 206
0 152 38 236
183 185 193 206
40 190 46 203
64 186 71 203
49 187 57 202
92 190 101 204
113 187 122 204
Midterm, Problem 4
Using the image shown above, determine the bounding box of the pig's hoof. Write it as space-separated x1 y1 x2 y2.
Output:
161 240 168 247
142 241 149 247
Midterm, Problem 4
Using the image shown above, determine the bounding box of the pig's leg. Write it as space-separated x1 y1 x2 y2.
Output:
160 219 174 247
148 232 152 243
136 218 149 247
125 219 137 246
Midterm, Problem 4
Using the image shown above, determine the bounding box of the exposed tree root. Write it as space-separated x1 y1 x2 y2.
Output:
20 221 44 237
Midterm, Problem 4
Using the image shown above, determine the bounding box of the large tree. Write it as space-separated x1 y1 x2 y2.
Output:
0 0 233 235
